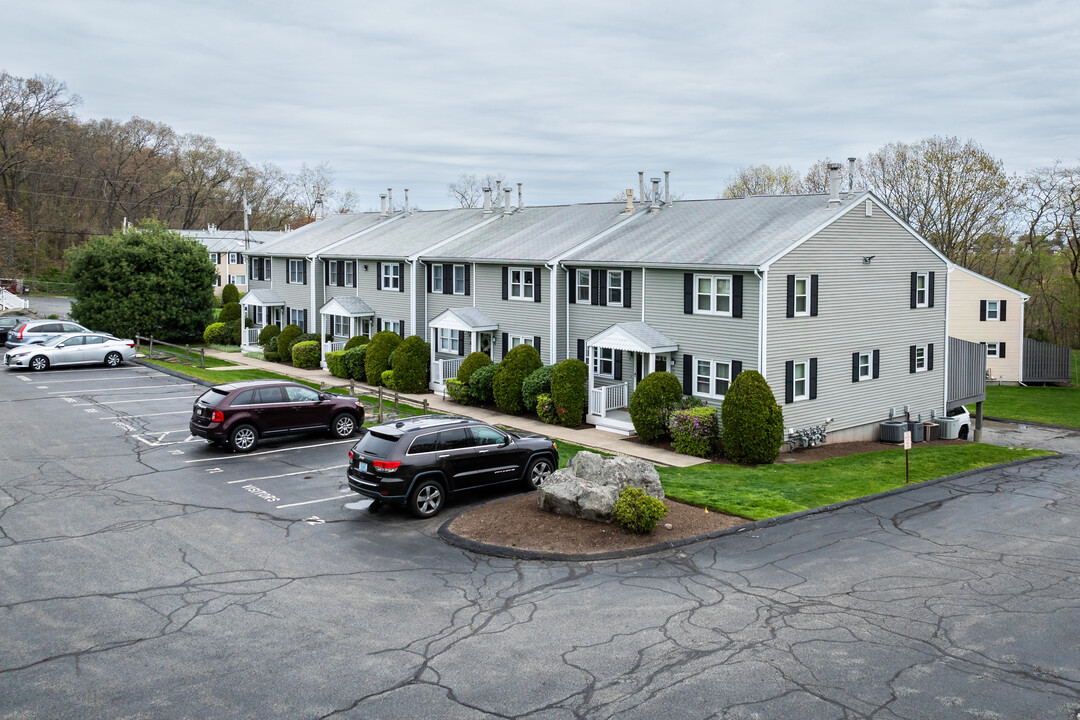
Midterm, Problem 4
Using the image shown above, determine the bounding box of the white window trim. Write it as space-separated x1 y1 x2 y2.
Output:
213 275 221 287
509 335 534 349
333 316 350 338
607 270 623 306
592 346 614 378
695 358 731 399
793 360 809 401
793 275 810 316
382 263 400 290
438 327 459 353
914 345 928 372
209 252 220 264
229 252 240 265
694 274 733 316
986 300 999 321
986 342 999 358
576 269 591 302
453 265 466 295
381 319 402 335
344 261 354 287
858 351 872 380
288 259 305 284
228 274 246 285
328 262 338 286
509 268 534 301
432 265 443 293
915 273 929 308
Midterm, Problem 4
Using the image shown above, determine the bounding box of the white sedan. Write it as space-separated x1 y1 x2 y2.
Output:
3 333 136 371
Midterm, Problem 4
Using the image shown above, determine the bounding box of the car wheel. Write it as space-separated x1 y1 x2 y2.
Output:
522 456 554 490
958 424 969 440
104 351 123 367
330 413 357 439
29 355 49 372
408 478 445 518
229 424 258 453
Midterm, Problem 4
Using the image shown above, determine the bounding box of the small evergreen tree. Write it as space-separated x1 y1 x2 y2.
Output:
720 370 784 465
392 335 431 393
365 331 402 386
221 283 240 305
493 344 543 414
628 371 683 442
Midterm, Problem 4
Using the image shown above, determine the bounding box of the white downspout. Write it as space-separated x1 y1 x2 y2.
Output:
641 266 647 323
565 266 571 360
755 268 767 378
308 255 319 362
1018 296 1027 383
546 262 557 365
943 265 952 411
407 259 416 337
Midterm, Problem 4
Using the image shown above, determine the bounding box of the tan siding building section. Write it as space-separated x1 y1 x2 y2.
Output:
947 267 1026 383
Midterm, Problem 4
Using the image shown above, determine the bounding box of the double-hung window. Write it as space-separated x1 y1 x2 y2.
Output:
913 345 927 372
333 316 350 337
592 347 614 377
229 252 242 265
792 360 809 400
453 265 466 295
209 252 220 264
228 274 246 286
696 359 731 398
915 273 928 307
288 308 306 330
793 276 810 316
344 261 354 287
986 342 999 358
509 335 534 349
986 300 999 321
576 269 591 302
288 259 306 284
857 351 871 380
382 263 400 290
213 275 222 287
438 328 459 354
251 306 264 325
328 262 338 286
695 274 732 315
510 268 534 300
607 270 623 306
432 265 444 293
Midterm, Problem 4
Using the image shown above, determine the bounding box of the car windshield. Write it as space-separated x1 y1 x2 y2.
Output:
0 318 20 328
42 336 68 347
354 431 399 458
197 388 230 408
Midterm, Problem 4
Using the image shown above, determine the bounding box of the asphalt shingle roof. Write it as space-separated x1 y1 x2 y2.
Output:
319 209 489 260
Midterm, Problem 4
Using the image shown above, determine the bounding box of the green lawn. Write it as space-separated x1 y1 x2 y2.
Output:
983 384 1080 427
548 440 611 468
145 347 236 368
659 444 1052 521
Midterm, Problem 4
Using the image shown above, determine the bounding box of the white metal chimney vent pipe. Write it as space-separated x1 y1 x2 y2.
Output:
638 172 646 203
517 182 524 211
847 157 856 193
624 189 634 213
387 189 393 213
404 188 410 213
827 163 842 206
380 194 387 216
650 178 661 210
664 171 670 205
482 188 492 213
314 196 324 220
503 188 513 215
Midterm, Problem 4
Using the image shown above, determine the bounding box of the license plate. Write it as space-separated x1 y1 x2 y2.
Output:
357 461 368 473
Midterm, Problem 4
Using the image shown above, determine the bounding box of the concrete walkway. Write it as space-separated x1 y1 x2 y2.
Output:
197 348 707 467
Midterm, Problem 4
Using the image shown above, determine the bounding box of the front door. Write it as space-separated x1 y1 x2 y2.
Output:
479 332 493 359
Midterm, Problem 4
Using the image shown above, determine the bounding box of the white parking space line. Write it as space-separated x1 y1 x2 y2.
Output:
276 493 359 509
48 384 194 394
74 395 199 406
27 374 148 383
226 465 348 484
96 410 191 420
184 439 355 463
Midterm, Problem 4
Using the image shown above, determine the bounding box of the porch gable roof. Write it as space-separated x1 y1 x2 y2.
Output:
587 322 677 353
239 289 285 307
429 307 498 332
319 296 374 317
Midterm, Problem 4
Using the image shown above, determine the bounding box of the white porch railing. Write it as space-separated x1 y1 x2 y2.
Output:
432 357 464 386
323 340 346 354
0 288 29 310
590 382 629 418
244 325 263 346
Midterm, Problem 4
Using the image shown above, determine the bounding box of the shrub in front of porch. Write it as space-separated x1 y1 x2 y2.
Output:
258 324 280 347
366 331 402 386
522 365 555 416
218 302 241 324
221 283 240 305
203 322 228 345
493 344 543 414
669 406 719 458
344 335 369 351
326 350 347 378
628 371 683 442
342 346 367 380
536 392 558 424
291 340 320 369
276 324 302 360
468 363 498 404
720 370 784 465
457 351 491 385
392 335 430 393
446 378 469 404
551 358 588 428
381 370 395 388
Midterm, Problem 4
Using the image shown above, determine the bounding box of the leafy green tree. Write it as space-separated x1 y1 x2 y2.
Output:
66 220 215 339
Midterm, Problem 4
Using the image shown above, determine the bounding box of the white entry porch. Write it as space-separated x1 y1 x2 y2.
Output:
318 296 375 367
428 307 498 391
585 322 678 435
239 289 286 350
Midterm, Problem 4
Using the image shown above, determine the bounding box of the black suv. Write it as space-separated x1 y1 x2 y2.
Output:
347 415 558 518
190 379 365 452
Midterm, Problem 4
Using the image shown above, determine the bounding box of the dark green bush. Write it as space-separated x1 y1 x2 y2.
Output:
468 363 498 405
457 351 492 384
380 370 395 388
218 301 241 324
613 487 668 534
365 331 402 386
493 344 543 414
720 370 784 465
628 371 684 442
550 358 588 428
277 324 302 358
344 334 369 351
342 346 367 381
392 335 430 393
536 392 557 424
221 283 240 305
264 350 280 362
669 406 719 458
325 350 347 378
222 319 241 346
291 340 320 369
203 322 228 345
258 324 280 346
446 378 469 404
521 365 555 417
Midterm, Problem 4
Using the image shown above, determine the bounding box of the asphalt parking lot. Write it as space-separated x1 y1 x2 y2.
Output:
2 361 1079 719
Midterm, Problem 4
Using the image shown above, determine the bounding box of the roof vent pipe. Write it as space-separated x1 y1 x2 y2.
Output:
387 189 393 213
482 188 492 213
495 180 502 209
517 182 524 211
314 196 324 220
650 178 661 210
404 188 410 213
827 163 842 206
664 170 670 205
503 188 513 215
624 189 634 213
638 172 646 203
380 194 387 216
847 157 856 193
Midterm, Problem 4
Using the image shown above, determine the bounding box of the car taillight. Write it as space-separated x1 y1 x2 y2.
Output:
211 410 224 422
372 460 400 473
126 342 134 348
16 324 25 339
348 450 354 459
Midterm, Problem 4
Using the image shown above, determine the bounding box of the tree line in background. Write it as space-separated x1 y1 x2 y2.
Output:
0 71 359 280
722 137 1080 348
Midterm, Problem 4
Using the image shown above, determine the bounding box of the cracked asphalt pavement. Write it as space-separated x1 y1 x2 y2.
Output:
1 364 1078 719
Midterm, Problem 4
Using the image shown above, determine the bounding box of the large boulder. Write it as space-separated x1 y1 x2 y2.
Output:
536 451 663 522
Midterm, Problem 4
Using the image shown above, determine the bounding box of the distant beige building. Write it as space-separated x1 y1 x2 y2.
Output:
175 225 287 296
947 266 1028 383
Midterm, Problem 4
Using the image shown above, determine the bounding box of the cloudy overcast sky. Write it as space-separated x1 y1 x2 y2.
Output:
6 0 1079 208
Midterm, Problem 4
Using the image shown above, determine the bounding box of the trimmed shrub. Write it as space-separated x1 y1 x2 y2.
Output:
521 365 555 417
613 487 668 534
392 335 430 393
203 322 228 345
221 283 240 305
258 324 280 346
720 370 784 465
536 392 558 424
264 350 280 362
222 319 241 346
550 358 588 428
218 301 241 324
628 371 684 442
365 331 402 386
344 335 370 351
493 344 543 414
342 346 367 381
468 363 498 405
669 406 720 458
457 351 492 384
380 370 395 388
446 378 469 404
326 350 347 378
277 324 302 359
291 340 320 369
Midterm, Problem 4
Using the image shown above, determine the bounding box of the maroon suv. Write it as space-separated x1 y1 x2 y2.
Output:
190 379 365 452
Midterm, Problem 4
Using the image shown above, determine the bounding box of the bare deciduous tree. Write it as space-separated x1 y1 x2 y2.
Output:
721 164 804 198
447 172 505 208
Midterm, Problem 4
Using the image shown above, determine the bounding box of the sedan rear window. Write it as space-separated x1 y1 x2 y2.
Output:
355 431 400 458
197 388 229 408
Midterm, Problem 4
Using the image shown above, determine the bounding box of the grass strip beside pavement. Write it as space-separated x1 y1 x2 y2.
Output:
659 444 1052 521
983 384 1080 428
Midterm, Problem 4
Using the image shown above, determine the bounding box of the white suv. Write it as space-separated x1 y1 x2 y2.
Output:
947 406 972 439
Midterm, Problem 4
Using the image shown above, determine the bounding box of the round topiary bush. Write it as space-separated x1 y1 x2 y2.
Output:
456 351 492 384
343 335 370 351
468 363 498 405
203 322 228 345
218 301 241 324
493 344 543 414
613 487 669 534
291 340 320 369
342 346 367 381
365 331 402 386
521 365 555 416
392 335 430 393
628 371 684 442
258 324 280 346
221 283 240 305
550 358 588 428
276 324 302 359
720 370 784 465
325 350 347 378
380 370 395 388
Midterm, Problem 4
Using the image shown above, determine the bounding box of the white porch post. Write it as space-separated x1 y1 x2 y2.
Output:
241 305 248 348
649 353 656 374
471 332 477 353
319 312 325 366
587 344 595 415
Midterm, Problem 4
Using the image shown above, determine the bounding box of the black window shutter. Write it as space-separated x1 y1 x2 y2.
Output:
636 354 643 382
398 263 405 292
377 262 383 290
375 318 381 332
623 269 632 308
998 341 1006 358
324 261 330 286
458 331 465 356
568 271 576 304
733 274 743 318
350 261 356 287
426 264 432 293
399 320 405 339
852 352 860 383
534 267 542 303
873 349 880 379
927 343 934 371
1000 299 1007 322
591 269 600 306
810 274 819 316
614 350 622 380
786 274 795 317
337 261 344 286
928 271 935 307
303 262 307 285
598 270 607 307
534 336 541 354
731 360 742 379
785 360 794 404
284 306 289 325
909 345 916 373
683 273 693 314
577 339 585 361
809 358 818 400
302 309 308 333
682 354 693 395
464 265 471 296
501 332 508 359
501 267 508 300
444 264 453 295
980 300 987 321
910 272 918 309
